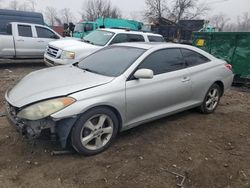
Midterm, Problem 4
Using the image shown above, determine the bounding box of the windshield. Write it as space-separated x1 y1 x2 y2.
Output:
83 30 114 46
78 46 146 77
74 23 83 32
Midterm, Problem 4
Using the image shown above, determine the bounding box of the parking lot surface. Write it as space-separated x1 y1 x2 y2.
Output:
0 64 250 188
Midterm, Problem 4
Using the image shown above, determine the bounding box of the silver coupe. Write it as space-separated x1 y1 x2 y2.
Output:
5 43 234 155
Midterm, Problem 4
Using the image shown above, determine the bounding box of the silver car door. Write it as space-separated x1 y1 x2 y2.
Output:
180 48 214 102
125 48 192 126
34 26 60 57
15 24 37 58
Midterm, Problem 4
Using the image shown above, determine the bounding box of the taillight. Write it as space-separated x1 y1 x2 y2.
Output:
225 63 232 71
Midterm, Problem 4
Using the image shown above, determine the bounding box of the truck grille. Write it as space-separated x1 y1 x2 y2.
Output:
46 45 59 58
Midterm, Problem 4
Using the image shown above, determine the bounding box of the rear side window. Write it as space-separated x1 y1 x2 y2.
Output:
127 34 145 42
110 34 145 45
181 49 210 66
110 34 128 44
148 35 165 42
138 48 186 75
36 26 58 39
18 25 32 37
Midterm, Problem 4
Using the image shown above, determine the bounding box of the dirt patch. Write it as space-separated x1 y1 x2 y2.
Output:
0 64 250 188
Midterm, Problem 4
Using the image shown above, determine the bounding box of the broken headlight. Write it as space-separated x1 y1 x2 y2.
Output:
17 97 76 121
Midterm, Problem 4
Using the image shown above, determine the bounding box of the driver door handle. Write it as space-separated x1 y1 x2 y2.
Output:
182 76 190 82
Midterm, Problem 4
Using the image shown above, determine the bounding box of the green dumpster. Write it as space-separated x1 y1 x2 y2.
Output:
192 32 250 83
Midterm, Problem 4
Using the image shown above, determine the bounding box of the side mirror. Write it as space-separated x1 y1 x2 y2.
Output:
134 69 154 79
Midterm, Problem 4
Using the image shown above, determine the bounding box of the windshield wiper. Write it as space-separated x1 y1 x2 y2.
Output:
83 39 94 45
81 68 99 74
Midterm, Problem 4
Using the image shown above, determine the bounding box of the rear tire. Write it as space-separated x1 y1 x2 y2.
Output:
199 83 221 114
71 107 119 155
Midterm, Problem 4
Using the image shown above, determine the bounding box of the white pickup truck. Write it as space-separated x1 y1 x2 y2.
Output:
0 22 61 62
44 28 165 66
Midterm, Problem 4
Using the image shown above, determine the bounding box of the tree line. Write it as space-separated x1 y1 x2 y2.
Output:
2 0 121 25
1 0 250 32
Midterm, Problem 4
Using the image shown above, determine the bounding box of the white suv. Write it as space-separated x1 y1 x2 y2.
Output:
44 28 164 66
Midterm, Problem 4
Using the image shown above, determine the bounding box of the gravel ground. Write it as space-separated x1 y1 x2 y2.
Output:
0 64 250 188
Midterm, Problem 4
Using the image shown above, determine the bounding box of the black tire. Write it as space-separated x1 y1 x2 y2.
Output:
199 83 221 114
71 107 119 156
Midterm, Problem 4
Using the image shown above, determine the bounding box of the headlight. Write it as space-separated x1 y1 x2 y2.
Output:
61 51 75 59
17 97 76 121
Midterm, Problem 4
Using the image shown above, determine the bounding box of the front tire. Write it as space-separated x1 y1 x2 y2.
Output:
199 83 221 114
71 107 119 155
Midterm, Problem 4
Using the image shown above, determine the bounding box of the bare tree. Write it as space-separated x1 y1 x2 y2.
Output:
8 0 36 12
210 13 230 31
45 7 58 26
128 11 144 21
61 8 74 24
170 0 194 22
9 0 19 10
220 12 250 32
27 0 36 11
170 0 209 23
19 2 30 11
81 0 121 21
237 12 250 31
144 0 209 23
223 23 237 32
144 0 169 19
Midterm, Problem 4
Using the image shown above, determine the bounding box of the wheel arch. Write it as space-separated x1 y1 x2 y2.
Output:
64 104 123 149
78 104 123 132
214 80 224 96
90 105 123 132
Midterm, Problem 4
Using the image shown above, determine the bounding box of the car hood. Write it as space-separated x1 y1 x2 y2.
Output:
6 65 114 108
49 39 98 51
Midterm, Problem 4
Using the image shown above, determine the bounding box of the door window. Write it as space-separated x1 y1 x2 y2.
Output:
110 34 128 44
84 23 94 32
127 34 145 42
36 27 58 39
6 24 12 35
181 48 210 67
148 35 165 42
18 25 32 37
138 49 186 75
110 34 145 45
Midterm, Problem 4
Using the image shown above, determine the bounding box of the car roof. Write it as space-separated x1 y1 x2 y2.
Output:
113 42 216 60
98 28 163 37
113 42 185 50
10 22 46 27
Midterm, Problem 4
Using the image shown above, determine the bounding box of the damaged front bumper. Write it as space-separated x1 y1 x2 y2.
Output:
5 101 78 149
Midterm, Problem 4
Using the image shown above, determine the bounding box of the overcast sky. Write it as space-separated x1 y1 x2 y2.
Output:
1 0 250 22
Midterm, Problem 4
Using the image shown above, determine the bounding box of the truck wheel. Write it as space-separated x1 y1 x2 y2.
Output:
71 107 119 155
199 83 221 114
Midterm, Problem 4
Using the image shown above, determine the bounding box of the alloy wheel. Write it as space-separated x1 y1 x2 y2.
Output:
205 88 219 111
80 114 114 151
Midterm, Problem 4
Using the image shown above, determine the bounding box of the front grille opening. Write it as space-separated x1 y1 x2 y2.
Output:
46 46 59 58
